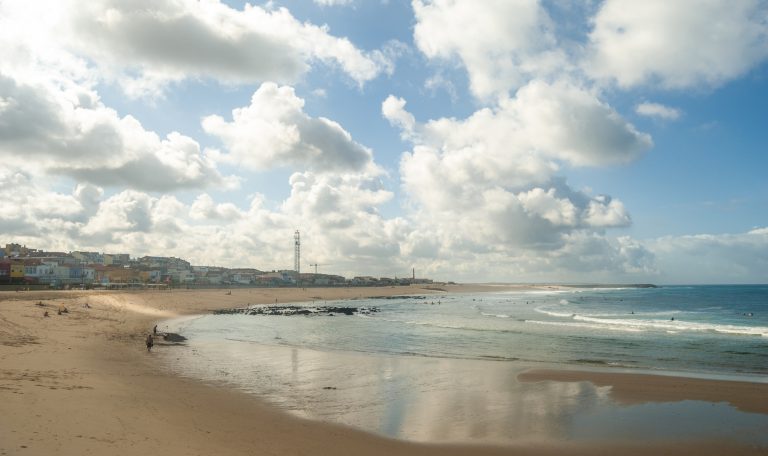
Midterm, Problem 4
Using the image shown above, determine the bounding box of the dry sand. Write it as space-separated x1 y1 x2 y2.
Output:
1 285 766 456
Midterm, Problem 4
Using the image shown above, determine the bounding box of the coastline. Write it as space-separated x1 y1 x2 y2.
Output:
1 286 766 455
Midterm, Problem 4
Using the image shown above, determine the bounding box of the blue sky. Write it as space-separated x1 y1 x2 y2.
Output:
1 0 766 284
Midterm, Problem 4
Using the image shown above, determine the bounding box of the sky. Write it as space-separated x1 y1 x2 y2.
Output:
1 0 767 284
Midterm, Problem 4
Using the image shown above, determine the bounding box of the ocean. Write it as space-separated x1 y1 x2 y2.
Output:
158 285 768 444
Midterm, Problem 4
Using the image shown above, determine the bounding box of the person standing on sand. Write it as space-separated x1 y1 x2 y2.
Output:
146 334 154 352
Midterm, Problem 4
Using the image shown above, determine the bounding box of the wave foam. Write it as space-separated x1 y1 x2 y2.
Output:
534 307 575 318
571 315 768 337
481 312 511 319
525 320 643 333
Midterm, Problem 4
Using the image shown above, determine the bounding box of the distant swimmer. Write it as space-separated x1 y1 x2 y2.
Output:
671 317 675 321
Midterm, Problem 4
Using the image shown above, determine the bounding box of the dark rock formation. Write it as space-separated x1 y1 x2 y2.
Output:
213 305 379 317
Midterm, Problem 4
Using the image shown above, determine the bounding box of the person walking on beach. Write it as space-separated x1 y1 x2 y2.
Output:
146 334 154 352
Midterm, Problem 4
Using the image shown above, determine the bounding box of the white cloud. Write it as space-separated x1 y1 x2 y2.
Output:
413 0 566 99
382 95 416 137
510 80 653 167
55 132 229 192
189 194 243 221
648 228 768 284
424 72 458 101
82 191 156 237
583 196 631 227
397 80 652 192
204 82 375 173
0 0 392 99
391 79 646 261
0 73 229 191
635 102 682 120
279 171 408 271
517 188 578 227
2 0 763 285
61 176 405 275
0 168 97 241
586 0 768 89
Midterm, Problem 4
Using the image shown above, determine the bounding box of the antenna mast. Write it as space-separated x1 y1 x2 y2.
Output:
294 230 301 274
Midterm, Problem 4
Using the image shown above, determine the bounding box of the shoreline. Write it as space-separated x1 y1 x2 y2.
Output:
1 286 767 455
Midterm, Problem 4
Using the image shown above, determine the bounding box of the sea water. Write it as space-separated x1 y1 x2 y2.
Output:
159 285 768 444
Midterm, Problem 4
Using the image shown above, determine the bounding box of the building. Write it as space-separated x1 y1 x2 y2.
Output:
0 262 10 283
104 253 130 266
3 243 34 257
71 251 104 264
10 261 25 281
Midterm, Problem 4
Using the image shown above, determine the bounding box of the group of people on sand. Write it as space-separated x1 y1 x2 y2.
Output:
42 305 69 317
42 301 91 318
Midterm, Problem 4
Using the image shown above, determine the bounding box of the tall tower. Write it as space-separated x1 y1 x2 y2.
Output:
294 230 301 274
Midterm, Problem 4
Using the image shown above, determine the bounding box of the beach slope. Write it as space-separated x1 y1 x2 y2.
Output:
1 287 766 455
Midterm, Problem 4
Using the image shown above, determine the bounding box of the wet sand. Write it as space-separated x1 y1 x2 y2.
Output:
1 286 766 455
517 369 768 414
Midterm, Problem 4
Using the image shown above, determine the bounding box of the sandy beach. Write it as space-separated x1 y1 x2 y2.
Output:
2 286 767 456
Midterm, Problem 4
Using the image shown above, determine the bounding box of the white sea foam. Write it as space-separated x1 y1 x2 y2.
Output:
571 315 768 337
534 307 575 318
581 310 681 318
525 320 644 333
529 307 768 337
481 312 511 318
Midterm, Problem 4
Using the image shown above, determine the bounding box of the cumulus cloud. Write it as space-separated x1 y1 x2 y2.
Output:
3 0 763 285
413 0 566 98
393 80 652 194
0 168 93 240
645 228 768 284
0 73 229 191
389 79 646 262
510 80 653 166
586 0 768 89
61 178 404 275
635 102 682 120
82 190 156 237
382 95 416 137
583 196 631 227
204 82 375 173
189 194 243 221
517 188 578 227
277 171 407 271
56 0 389 94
